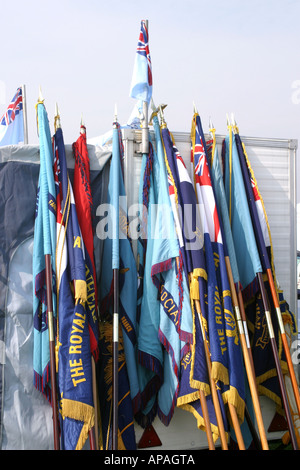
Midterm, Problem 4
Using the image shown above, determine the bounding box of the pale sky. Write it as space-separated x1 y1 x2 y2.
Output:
1 0 299 154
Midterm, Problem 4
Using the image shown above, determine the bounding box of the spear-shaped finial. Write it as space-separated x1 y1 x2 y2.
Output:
54 102 61 131
231 113 239 134
157 103 167 128
80 113 86 134
193 101 198 114
38 85 44 103
209 116 215 137
149 97 160 125
226 113 231 127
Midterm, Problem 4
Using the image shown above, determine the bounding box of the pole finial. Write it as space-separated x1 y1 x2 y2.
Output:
54 102 61 131
157 104 167 128
38 86 44 103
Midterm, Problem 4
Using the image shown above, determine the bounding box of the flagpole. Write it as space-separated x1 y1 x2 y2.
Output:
209 123 268 450
112 108 120 450
158 104 228 450
257 271 298 450
228 121 298 450
45 254 60 450
141 20 149 155
37 88 60 450
233 118 300 419
22 84 28 144
190 109 244 449
77 115 98 450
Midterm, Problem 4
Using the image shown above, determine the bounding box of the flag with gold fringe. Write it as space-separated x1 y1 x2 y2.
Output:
54 126 94 450
98 121 138 449
160 121 227 442
191 113 245 422
72 124 99 363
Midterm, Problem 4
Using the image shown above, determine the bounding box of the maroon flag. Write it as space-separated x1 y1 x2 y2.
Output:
72 125 99 361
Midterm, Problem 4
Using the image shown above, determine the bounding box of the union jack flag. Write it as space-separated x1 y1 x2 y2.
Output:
137 20 152 87
0 87 23 126
191 113 221 243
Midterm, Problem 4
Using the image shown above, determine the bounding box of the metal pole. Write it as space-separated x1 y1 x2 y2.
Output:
22 84 28 144
141 20 149 155
112 268 119 450
45 254 60 450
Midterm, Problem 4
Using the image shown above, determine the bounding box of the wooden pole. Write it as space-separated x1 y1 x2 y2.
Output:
199 389 216 450
225 257 269 450
45 254 60 450
233 122 300 421
266 268 300 417
112 268 119 450
194 298 229 450
257 272 298 450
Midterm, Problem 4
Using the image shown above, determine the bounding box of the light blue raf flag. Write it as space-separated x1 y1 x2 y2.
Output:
99 122 139 448
149 114 193 425
129 20 153 104
136 137 161 427
224 127 262 294
33 101 57 401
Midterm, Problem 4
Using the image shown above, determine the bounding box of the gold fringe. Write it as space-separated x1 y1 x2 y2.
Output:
178 403 225 444
62 398 95 450
211 361 229 386
222 387 245 423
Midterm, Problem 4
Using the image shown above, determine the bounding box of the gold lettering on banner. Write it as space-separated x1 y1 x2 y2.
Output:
69 311 87 386
214 288 227 355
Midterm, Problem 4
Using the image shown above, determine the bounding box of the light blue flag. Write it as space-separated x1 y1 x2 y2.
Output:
129 20 153 104
0 87 24 146
136 139 161 426
32 101 57 400
224 128 262 294
150 115 193 425
99 122 140 421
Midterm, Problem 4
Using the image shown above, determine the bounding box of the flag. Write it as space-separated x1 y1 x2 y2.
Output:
72 125 99 362
209 125 257 448
129 20 152 104
54 126 94 450
98 122 138 449
135 137 161 427
0 87 24 146
32 101 57 401
160 122 227 441
143 114 194 426
191 113 245 422
223 126 262 298
209 126 240 287
232 127 295 412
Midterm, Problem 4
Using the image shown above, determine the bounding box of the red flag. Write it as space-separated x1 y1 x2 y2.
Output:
72 125 99 360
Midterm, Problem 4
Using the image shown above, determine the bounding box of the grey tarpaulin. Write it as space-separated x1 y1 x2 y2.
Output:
0 143 111 449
